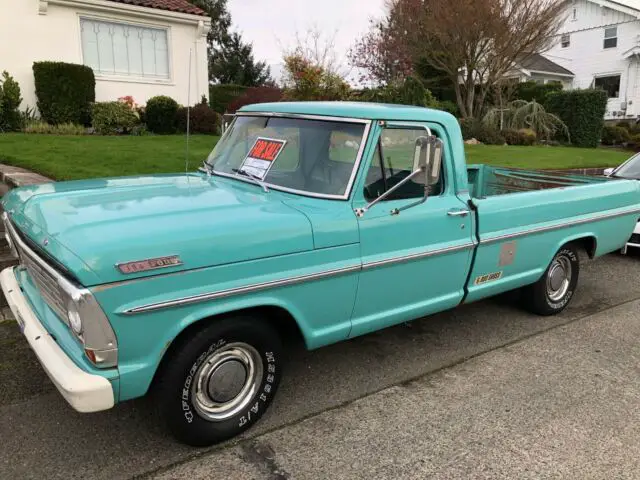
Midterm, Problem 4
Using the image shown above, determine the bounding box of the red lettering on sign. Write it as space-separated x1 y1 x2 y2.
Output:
248 139 285 162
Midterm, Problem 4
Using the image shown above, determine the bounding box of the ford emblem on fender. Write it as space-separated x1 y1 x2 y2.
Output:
116 255 182 274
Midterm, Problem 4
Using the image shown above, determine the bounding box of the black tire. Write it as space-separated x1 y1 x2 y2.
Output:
523 243 580 316
156 316 283 447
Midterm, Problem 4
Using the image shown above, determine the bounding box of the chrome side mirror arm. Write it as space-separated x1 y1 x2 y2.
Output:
355 167 426 218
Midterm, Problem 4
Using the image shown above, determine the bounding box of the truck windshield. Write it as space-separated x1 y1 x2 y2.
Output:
612 153 640 180
206 115 367 197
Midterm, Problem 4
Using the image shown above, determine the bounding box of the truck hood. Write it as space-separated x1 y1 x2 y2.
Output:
3 174 314 286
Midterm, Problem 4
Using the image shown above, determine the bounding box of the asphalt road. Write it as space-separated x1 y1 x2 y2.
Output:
1 251 639 479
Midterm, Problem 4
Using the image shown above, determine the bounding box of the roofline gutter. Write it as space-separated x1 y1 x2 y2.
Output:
43 0 211 27
592 0 640 18
527 69 574 78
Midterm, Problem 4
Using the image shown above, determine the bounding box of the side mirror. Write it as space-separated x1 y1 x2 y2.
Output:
413 135 443 186
355 134 444 217
603 167 614 177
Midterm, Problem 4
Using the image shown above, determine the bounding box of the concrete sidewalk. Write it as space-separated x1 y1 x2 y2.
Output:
152 299 640 480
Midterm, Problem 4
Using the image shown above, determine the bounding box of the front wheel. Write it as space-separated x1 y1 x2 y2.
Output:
523 244 580 316
156 316 283 446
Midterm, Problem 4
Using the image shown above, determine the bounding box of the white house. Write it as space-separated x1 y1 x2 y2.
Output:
0 0 211 111
544 0 640 120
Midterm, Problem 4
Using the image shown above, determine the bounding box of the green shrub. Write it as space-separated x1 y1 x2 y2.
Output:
0 71 23 131
478 127 505 145
502 129 520 145
176 102 219 134
459 118 504 144
460 118 481 141
438 100 460 117
630 133 640 149
518 128 537 146
601 125 630 146
33 62 95 125
629 124 640 136
503 128 536 146
209 84 248 114
544 89 607 148
24 120 86 135
145 95 178 134
91 101 139 135
514 81 563 103
616 121 631 131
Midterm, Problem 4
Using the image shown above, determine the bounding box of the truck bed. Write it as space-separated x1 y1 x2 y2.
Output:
467 165 609 199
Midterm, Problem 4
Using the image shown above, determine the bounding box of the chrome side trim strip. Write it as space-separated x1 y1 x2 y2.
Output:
480 206 640 245
123 264 362 315
362 242 475 270
123 242 476 315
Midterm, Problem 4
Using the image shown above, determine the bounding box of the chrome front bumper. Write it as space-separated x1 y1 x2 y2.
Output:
0 267 114 412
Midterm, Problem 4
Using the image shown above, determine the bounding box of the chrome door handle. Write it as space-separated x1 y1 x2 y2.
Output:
447 209 470 217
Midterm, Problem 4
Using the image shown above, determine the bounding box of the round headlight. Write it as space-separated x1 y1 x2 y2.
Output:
67 301 83 335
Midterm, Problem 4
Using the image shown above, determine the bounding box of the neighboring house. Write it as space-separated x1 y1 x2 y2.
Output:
0 0 211 112
544 0 640 120
507 53 575 89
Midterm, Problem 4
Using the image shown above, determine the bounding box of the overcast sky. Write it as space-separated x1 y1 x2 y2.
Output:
227 0 387 85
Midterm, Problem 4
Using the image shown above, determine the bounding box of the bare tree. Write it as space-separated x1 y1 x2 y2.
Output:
359 0 569 118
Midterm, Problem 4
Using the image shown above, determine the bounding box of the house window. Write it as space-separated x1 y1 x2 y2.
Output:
561 34 570 48
594 75 621 98
604 26 618 49
80 18 170 79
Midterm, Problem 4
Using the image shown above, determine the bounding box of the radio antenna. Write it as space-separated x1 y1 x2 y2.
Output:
185 47 193 175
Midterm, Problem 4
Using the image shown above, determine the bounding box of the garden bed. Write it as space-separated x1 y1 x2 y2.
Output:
0 134 630 181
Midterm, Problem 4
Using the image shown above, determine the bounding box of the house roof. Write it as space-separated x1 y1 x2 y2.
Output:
518 53 574 77
608 0 640 13
105 0 207 16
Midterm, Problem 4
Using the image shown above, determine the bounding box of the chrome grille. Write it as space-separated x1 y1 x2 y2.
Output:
6 222 68 321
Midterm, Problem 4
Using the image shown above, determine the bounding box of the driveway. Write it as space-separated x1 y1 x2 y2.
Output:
1 252 639 479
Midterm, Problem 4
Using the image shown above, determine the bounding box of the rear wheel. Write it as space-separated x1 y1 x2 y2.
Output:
156 316 283 446
523 244 579 316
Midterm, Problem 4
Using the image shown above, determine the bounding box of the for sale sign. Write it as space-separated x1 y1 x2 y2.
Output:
239 137 287 180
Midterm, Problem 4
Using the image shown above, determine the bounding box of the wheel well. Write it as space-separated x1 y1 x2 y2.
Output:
571 236 597 259
150 306 306 392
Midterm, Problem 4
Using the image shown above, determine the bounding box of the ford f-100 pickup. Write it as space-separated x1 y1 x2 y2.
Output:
2 102 639 446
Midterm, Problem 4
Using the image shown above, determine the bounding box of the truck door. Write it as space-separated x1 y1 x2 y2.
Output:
350 122 475 338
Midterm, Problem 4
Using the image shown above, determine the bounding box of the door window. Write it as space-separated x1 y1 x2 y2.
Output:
363 128 443 201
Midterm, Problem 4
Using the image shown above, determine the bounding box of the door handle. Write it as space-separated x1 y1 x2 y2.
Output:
447 209 470 217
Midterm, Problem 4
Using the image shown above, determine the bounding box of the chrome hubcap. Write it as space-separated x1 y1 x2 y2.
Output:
191 343 263 422
546 254 572 302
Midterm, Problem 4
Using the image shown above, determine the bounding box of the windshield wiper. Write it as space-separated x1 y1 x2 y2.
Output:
231 168 269 192
199 161 214 176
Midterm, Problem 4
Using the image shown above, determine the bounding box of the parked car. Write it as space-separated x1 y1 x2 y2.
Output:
2 102 640 447
604 153 640 253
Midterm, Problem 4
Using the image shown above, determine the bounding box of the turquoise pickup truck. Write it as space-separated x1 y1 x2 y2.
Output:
2 102 639 446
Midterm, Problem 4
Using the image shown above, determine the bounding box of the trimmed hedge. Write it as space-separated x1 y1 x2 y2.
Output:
226 86 283 113
146 95 178 134
209 84 248 114
176 102 219 134
92 101 139 135
544 89 607 148
33 62 95 125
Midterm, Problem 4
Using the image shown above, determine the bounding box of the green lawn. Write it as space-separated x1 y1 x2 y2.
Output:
466 145 631 169
0 134 218 180
0 133 632 181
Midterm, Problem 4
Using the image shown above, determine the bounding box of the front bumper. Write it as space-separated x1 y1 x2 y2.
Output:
0 267 114 412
